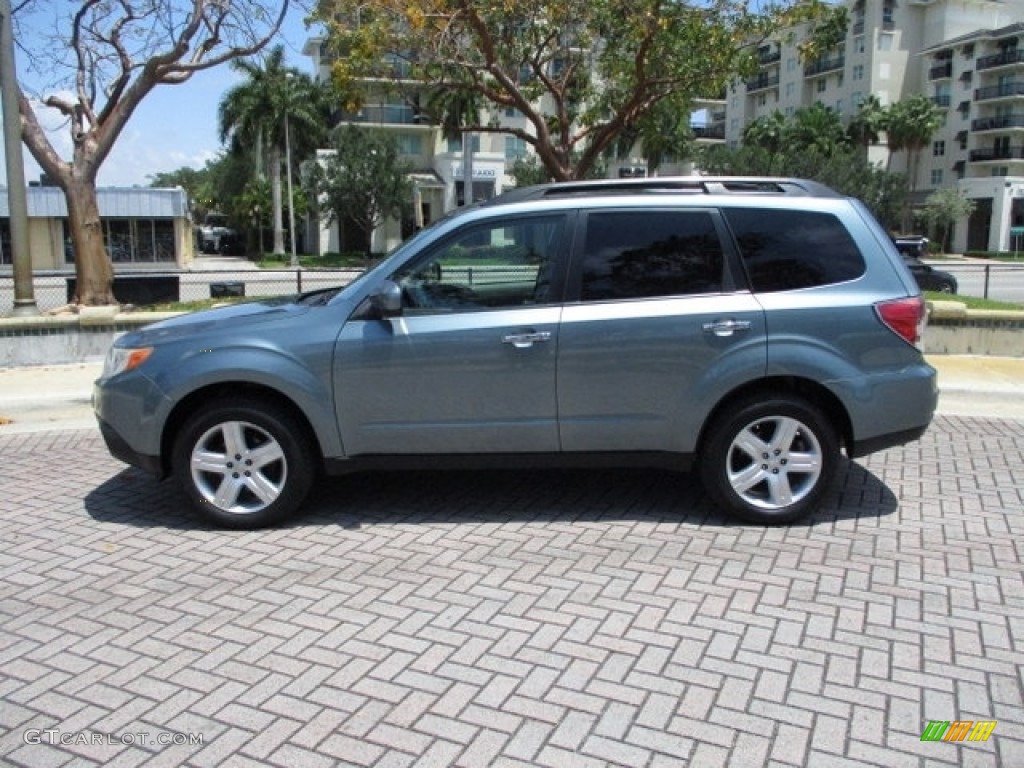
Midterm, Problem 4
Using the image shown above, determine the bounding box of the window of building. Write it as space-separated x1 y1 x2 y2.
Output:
504 106 522 118
930 169 944 186
785 82 795 98
396 133 424 155
817 78 827 93
933 141 946 157
504 136 528 160
963 44 975 59
787 57 797 72
992 166 1009 177
835 99 844 113
882 1 895 25
758 93 768 106
836 74 844 88
0 219 11 265
723 209 865 292
784 106 795 117
447 134 481 153
853 64 865 81
879 34 894 51
852 92 864 108
579 211 724 301
854 36 866 54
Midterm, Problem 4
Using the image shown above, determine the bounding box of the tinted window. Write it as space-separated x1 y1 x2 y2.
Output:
580 211 724 301
723 209 865 292
393 215 565 312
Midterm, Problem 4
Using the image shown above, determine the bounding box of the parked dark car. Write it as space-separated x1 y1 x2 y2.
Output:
901 256 957 293
893 236 958 293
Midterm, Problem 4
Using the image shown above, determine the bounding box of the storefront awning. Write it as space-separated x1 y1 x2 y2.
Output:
408 171 446 190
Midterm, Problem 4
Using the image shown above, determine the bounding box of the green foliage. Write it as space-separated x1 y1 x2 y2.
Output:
919 187 976 252
745 104 848 158
306 126 414 251
700 143 908 230
313 0 844 181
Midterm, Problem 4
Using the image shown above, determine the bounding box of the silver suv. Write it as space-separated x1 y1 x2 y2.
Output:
94 177 937 528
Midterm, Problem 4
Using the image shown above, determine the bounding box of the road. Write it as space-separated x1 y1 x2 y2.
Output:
938 262 1024 303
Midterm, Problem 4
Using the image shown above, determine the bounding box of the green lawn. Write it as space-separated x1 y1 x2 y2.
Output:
925 291 1023 311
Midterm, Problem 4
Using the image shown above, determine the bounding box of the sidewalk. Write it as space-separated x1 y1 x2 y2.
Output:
0 355 1021 434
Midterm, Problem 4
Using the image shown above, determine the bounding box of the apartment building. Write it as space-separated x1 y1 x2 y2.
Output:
728 0 1024 252
302 35 724 254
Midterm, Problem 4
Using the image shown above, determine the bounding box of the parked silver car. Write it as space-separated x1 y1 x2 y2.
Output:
94 178 937 528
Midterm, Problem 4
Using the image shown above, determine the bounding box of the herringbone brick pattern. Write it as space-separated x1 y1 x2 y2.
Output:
0 416 1021 767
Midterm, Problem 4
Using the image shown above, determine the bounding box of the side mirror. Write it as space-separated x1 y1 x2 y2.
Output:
370 280 403 318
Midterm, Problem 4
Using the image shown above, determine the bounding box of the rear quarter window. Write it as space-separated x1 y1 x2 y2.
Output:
723 208 865 292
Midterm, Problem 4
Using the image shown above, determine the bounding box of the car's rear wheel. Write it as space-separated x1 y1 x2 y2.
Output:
172 399 315 529
699 395 838 524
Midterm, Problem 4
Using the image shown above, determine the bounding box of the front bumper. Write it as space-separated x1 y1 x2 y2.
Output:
97 417 164 478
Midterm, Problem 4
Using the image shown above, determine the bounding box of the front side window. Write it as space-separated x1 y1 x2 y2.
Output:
724 208 865 292
393 215 566 312
578 211 724 301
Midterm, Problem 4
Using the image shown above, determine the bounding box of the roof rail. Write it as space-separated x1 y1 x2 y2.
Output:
487 177 841 205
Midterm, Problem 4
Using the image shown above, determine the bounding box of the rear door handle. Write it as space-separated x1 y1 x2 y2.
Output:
502 331 552 348
702 319 752 337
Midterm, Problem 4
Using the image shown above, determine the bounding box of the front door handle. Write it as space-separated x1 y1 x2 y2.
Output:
702 319 752 337
502 331 552 348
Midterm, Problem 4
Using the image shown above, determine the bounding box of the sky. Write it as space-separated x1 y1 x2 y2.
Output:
1 4 321 188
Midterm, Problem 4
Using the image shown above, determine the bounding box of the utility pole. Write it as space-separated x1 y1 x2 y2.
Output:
0 0 38 315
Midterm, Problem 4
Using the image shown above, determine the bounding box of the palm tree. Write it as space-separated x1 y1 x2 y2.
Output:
787 103 849 157
743 110 788 154
219 46 328 256
884 95 943 185
847 95 886 150
885 95 943 230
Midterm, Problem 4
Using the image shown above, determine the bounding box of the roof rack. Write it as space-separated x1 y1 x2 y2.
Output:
486 177 841 206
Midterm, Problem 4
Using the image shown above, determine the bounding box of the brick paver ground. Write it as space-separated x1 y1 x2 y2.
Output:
0 416 1021 767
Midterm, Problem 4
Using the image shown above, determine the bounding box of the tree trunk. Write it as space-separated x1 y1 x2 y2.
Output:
270 145 285 255
64 176 116 306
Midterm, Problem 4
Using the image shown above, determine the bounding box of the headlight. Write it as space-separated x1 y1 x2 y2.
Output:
103 346 153 377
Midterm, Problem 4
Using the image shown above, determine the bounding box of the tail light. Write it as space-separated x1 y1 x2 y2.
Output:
875 296 926 349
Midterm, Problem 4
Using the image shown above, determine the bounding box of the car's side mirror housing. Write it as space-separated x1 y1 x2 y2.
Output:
370 280 403 318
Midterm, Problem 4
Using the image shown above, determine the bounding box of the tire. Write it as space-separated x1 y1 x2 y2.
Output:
699 395 839 524
172 399 316 529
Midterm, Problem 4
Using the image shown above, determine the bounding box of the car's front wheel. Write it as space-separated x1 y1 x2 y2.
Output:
172 399 315 528
699 395 839 524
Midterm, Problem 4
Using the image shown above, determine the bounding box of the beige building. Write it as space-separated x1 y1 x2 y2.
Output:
727 0 1024 252
0 186 194 270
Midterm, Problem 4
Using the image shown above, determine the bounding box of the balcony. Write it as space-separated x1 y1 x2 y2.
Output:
977 49 1024 71
804 55 845 77
974 82 1024 100
972 114 1024 131
932 94 952 107
929 62 953 80
338 104 425 125
745 73 780 92
692 124 726 140
968 145 1024 162
758 49 781 65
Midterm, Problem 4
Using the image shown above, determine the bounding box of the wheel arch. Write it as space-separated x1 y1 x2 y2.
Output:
160 382 324 477
697 376 853 458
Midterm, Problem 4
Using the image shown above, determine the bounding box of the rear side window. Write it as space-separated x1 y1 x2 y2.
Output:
580 211 724 301
723 209 865 292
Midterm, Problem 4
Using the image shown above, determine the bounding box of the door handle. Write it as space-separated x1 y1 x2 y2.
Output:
702 319 752 337
502 331 552 348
